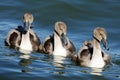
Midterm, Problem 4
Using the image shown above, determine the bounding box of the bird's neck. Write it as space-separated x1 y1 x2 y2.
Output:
89 39 105 68
53 32 67 57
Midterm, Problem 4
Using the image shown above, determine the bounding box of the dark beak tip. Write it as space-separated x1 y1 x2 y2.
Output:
30 26 33 29
106 47 109 51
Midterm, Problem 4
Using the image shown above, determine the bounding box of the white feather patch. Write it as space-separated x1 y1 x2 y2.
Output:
20 32 32 52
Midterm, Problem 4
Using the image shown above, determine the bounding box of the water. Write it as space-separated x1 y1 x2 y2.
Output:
0 0 120 80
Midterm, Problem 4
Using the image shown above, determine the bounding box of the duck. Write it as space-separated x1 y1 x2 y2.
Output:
71 27 110 68
41 21 76 57
5 13 41 52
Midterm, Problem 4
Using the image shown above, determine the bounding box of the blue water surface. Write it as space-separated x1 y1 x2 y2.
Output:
0 0 120 80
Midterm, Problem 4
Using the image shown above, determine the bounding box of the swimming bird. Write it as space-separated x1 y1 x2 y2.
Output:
5 13 41 52
72 27 110 68
41 21 76 57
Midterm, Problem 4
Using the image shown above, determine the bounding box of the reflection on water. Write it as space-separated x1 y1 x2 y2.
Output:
90 68 103 76
19 58 32 66
19 58 32 73
0 0 120 80
19 48 32 59
19 54 31 59
53 55 66 75
53 55 66 64
19 48 32 55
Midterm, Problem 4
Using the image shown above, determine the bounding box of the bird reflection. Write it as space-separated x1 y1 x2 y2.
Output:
19 54 31 59
19 48 32 55
18 53 32 73
19 58 31 66
53 55 66 75
19 58 32 73
90 68 104 76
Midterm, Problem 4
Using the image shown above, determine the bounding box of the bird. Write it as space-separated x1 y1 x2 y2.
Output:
71 27 110 68
5 13 41 53
41 21 76 57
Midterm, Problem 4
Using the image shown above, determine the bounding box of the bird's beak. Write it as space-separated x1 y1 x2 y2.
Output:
102 38 109 50
60 33 68 46
24 21 30 31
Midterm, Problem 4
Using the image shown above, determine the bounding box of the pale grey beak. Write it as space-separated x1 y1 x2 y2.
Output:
102 38 109 50
24 21 30 32
60 33 68 46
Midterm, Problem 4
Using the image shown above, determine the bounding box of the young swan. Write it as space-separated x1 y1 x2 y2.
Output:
42 21 76 57
5 13 41 53
72 27 110 68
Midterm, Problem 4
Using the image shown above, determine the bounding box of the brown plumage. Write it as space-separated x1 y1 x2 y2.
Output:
41 21 76 57
5 13 41 52
72 27 110 68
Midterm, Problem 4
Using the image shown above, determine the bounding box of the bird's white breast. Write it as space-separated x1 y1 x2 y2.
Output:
89 49 105 68
53 34 67 57
53 45 67 57
20 32 32 51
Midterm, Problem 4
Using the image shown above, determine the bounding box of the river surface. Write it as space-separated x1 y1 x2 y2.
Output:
0 0 120 80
